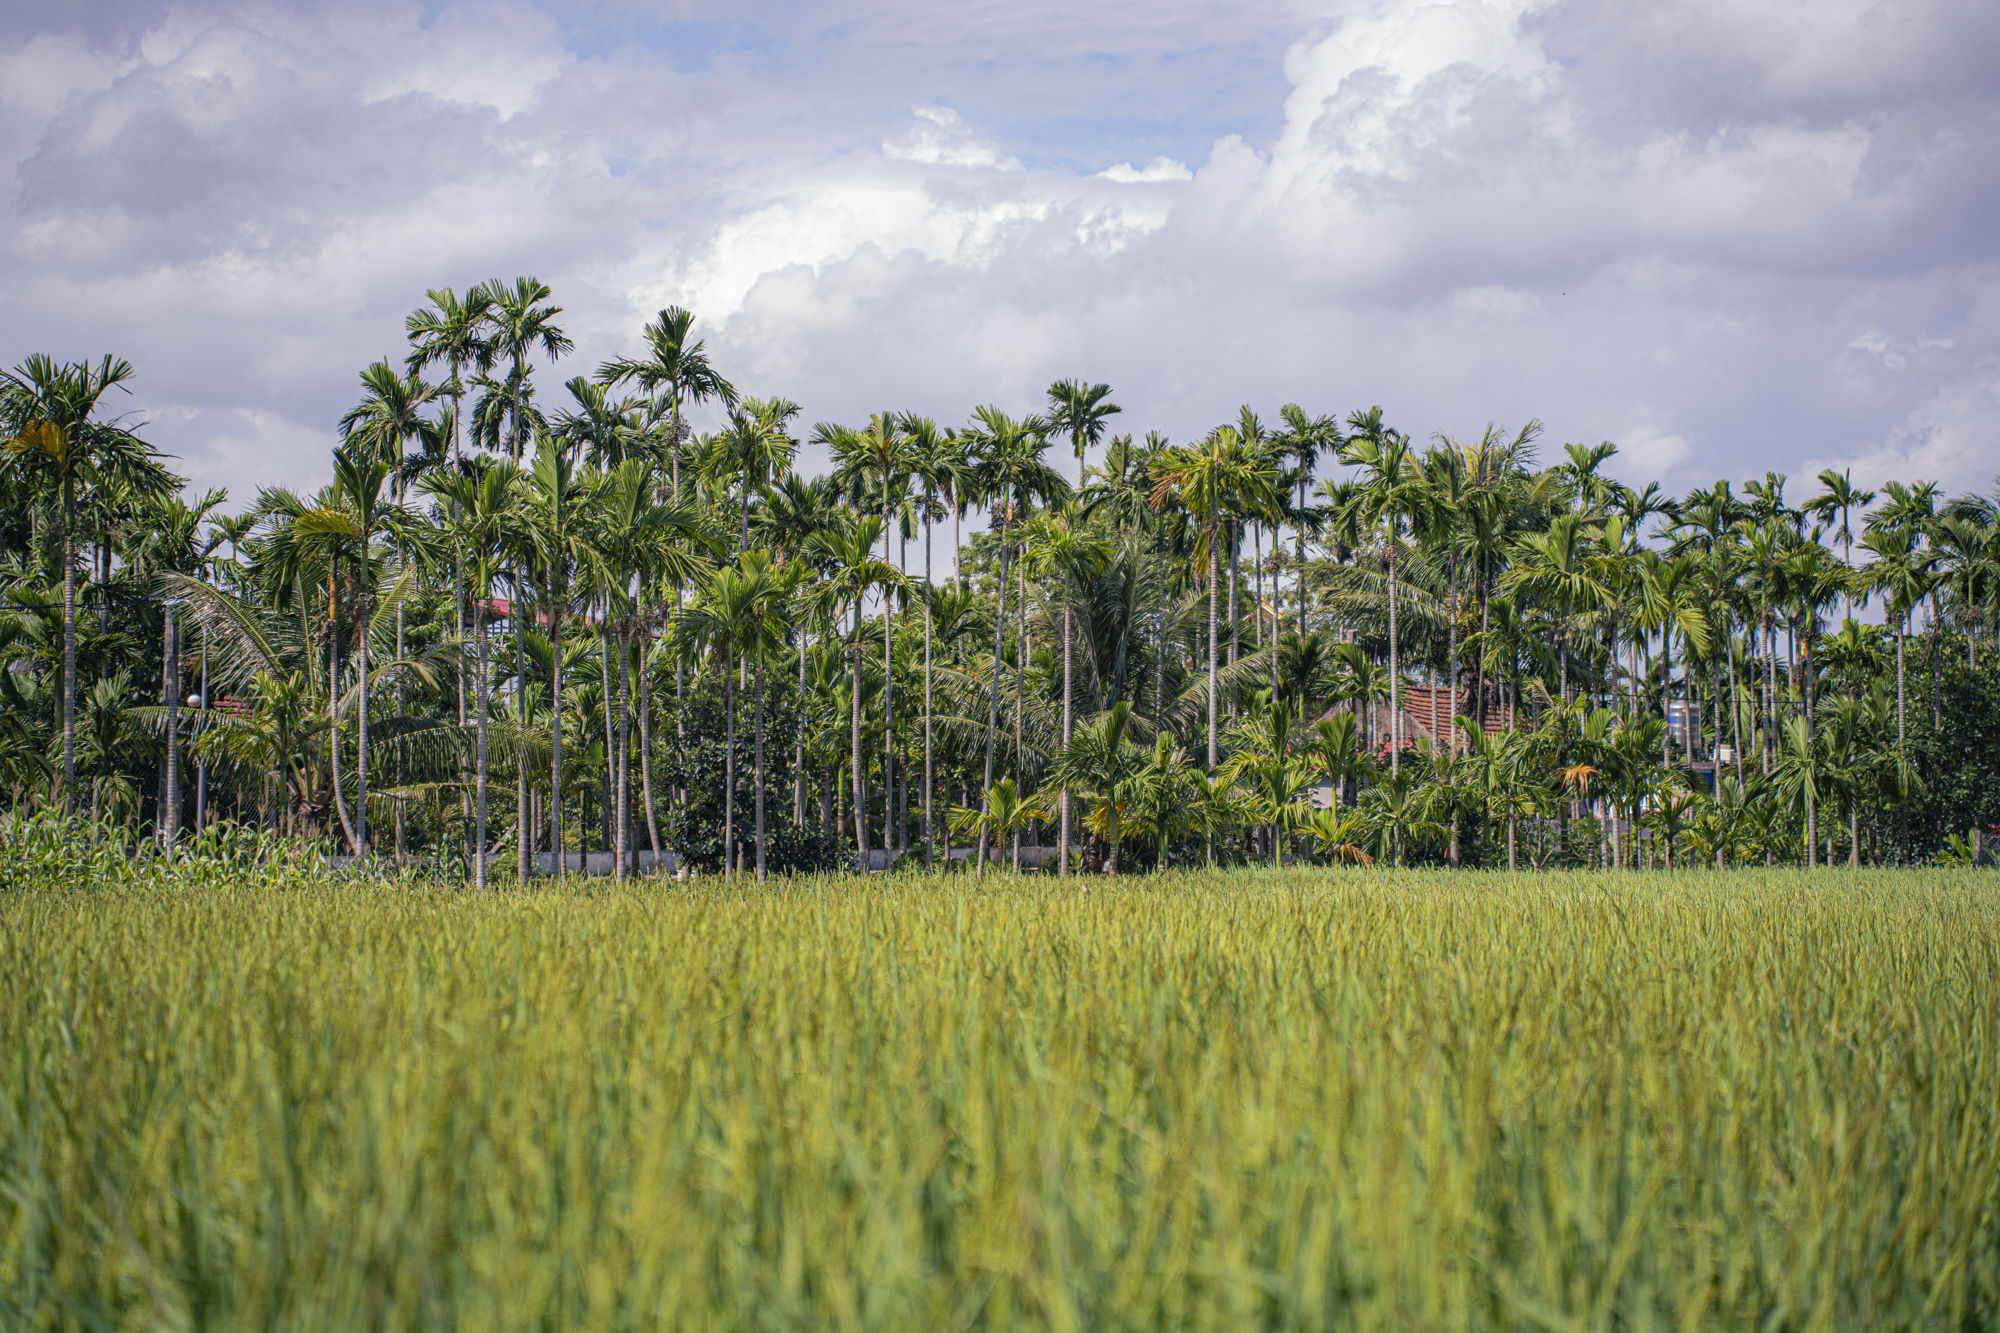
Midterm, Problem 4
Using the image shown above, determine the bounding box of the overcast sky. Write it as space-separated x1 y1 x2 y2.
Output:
4 0 1997 511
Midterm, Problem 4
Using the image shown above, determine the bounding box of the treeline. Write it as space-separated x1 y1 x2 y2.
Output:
3 277 1997 876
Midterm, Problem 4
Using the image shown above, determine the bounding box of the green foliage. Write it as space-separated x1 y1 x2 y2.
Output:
657 666 847 875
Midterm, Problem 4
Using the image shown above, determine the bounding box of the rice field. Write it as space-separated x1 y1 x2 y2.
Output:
4 867 1998 1331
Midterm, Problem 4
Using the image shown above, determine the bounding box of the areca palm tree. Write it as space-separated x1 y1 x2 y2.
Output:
420 459 521 887
805 514 904 867
259 444 412 854
961 406 1065 869
899 414 957 865
519 439 598 877
1336 408 1422 775
677 552 788 878
482 276 570 877
595 458 707 874
1047 379 1121 490
406 285 496 739
1151 424 1277 769
597 306 738 504
826 412 917 854
756 472 843 826
2 354 168 812
714 398 800 549
1024 507 1112 875
1047 699 1144 873
1276 404 1339 636
1860 520 1930 769
1806 468 1874 624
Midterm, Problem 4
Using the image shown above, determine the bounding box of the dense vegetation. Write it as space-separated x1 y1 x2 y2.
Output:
4 279 1998 878
4 853 1996 1330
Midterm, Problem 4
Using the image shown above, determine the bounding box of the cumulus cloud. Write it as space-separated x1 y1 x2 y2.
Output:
883 106 1022 171
1 0 1996 505
1098 157 1193 183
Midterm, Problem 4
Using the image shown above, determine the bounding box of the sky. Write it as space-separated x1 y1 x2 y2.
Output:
3 0 1998 512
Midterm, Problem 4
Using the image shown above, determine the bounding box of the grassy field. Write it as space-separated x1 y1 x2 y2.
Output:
4 867 1998 1331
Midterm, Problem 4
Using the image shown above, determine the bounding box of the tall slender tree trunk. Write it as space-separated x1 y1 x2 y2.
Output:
516 584 531 881
618 621 632 879
724 646 736 877
980 519 1010 876
882 510 896 860
474 600 490 889
924 517 935 869
61 486 76 815
549 586 564 879
1014 560 1026 873
795 629 808 827
1387 536 1401 778
639 592 662 858
1446 547 1459 754
1297 478 1310 636
1207 519 1219 768
755 655 767 880
162 608 180 844
1228 521 1240 719
853 621 867 868
355 573 369 856
1059 581 1072 878
328 561 360 853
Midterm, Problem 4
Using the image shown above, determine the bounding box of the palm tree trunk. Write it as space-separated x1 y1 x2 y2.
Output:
723 645 736 877
755 653 767 880
1060 583 1072 878
1446 546 1458 754
1207 520 1219 768
639 591 662 858
924 516 935 869
1387 537 1400 778
852 624 867 868
474 600 490 890
1014 560 1026 873
883 509 896 860
796 629 809 827
61 484 76 814
980 521 1010 875
617 620 632 879
1228 521 1240 715
163 608 180 844
516 582 531 881
549 583 563 880
395 596 405 864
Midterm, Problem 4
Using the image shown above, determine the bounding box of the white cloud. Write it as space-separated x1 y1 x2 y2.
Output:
882 106 1022 170
1098 156 1193 183
1 0 1996 505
